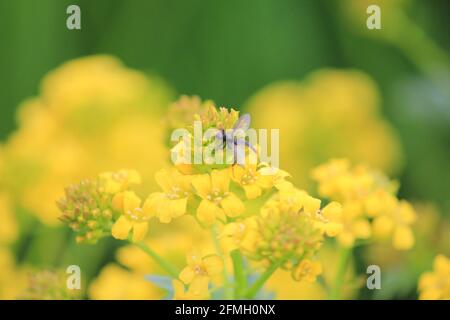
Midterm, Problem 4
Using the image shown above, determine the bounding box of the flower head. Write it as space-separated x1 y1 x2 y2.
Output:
219 218 260 253
192 169 245 226
111 191 152 242
231 163 273 199
312 159 416 250
144 169 194 223
175 250 223 300
292 259 323 282
245 189 341 279
419 255 450 300
57 177 115 244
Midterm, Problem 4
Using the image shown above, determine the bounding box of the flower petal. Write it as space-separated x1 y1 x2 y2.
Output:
203 255 223 276
179 266 196 284
197 200 220 226
111 215 132 240
192 174 212 199
211 169 230 193
123 191 142 213
220 193 245 217
132 221 148 242
243 184 261 199
169 198 187 219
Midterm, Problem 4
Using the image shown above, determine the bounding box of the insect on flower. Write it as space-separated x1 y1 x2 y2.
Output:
215 113 257 165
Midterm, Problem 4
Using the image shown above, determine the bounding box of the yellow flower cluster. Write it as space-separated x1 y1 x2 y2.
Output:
221 188 342 282
312 159 416 249
58 96 420 300
418 255 450 300
245 69 402 188
57 169 149 243
0 56 172 225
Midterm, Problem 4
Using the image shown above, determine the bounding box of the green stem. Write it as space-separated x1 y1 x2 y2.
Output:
134 241 179 278
328 246 352 300
230 250 247 299
244 256 288 299
212 226 232 299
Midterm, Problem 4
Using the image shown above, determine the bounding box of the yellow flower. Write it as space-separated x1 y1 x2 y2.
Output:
231 163 273 199
192 169 245 226
219 218 260 253
315 201 343 237
1 55 172 225
111 191 152 242
292 259 323 282
418 255 450 300
371 196 417 250
144 169 193 223
312 159 415 250
246 70 403 189
176 251 223 300
98 169 141 194
248 188 341 279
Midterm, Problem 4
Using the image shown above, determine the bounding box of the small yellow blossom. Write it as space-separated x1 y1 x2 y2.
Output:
231 163 273 199
192 169 245 226
337 202 372 247
370 193 416 250
111 191 152 242
219 218 260 253
418 255 450 300
314 201 344 237
177 251 223 300
144 169 193 223
292 259 323 282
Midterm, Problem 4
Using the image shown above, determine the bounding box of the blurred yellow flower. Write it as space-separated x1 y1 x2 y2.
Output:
245 69 402 188
0 248 27 299
418 255 450 300
192 169 245 226
219 218 260 253
1 55 172 225
371 197 416 250
90 264 162 300
292 259 323 283
98 169 141 194
312 159 416 250
0 193 17 244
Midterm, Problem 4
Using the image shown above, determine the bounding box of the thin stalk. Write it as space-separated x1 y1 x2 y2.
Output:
244 255 289 299
212 226 232 299
328 246 352 300
230 250 247 299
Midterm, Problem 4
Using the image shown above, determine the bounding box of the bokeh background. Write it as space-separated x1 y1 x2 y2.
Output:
0 0 449 299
